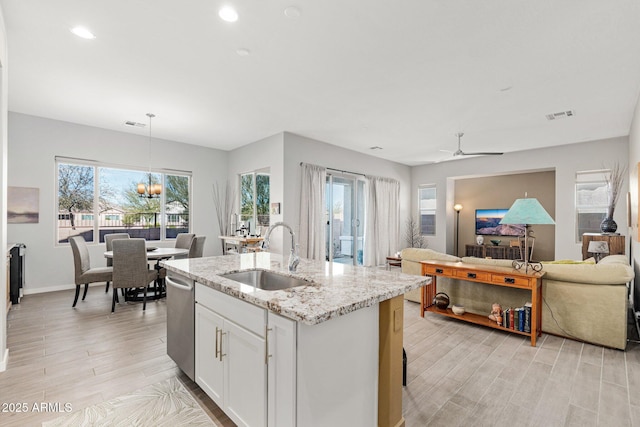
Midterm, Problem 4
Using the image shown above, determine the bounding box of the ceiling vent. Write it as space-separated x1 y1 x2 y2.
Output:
124 121 146 127
545 110 575 121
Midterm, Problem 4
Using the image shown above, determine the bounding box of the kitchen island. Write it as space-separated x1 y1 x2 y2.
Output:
162 252 428 427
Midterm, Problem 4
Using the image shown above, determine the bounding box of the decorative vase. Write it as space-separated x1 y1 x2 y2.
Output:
600 216 617 233
600 206 618 234
476 235 484 245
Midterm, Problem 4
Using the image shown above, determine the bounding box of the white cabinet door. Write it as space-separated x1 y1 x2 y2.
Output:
267 312 296 427
195 303 224 408
224 319 267 427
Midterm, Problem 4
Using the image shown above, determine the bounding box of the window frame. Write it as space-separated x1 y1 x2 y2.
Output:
575 169 609 242
418 184 437 236
55 156 192 245
239 171 270 232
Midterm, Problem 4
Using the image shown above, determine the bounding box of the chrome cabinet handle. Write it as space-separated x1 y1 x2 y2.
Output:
265 327 273 364
215 327 221 360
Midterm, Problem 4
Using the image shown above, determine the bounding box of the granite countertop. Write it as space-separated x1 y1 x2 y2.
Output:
161 252 429 325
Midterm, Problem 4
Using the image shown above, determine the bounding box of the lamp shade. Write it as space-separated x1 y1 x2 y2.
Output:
587 240 609 254
499 198 555 225
454 203 463 212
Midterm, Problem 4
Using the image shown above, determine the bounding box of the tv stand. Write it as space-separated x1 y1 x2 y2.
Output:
465 244 521 260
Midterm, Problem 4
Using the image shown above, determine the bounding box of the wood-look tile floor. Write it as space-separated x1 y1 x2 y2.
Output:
1 286 639 426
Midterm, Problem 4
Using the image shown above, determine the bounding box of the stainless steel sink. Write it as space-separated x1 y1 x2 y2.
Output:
221 270 312 291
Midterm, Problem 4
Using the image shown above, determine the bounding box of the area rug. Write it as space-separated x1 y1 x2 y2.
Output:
42 377 215 427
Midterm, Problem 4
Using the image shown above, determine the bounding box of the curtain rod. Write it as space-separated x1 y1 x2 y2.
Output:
299 162 366 177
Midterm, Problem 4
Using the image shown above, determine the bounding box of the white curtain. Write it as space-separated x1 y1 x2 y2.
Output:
299 163 326 261
364 176 400 266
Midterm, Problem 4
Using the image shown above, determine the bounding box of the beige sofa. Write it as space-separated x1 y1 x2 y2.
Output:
401 248 634 350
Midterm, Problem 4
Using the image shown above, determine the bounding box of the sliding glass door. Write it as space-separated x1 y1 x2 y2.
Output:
326 174 365 265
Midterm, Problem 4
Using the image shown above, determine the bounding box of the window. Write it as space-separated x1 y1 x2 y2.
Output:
240 172 270 233
56 158 191 244
575 170 608 241
418 184 436 235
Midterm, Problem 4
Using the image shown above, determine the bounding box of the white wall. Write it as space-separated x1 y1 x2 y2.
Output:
282 132 412 256
7 113 228 293
411 137 629 260
628 93 640 309
0 4 9 371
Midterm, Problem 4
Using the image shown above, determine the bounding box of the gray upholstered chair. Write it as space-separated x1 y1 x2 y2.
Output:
188 235 206 258
104 233 130 293
69 235 113 307
111 238 158 312
174 233 195 259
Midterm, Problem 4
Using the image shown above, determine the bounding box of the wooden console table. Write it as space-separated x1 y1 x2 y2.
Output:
420 260 544 346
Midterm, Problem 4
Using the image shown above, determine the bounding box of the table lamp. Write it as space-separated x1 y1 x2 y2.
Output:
587 240 609 263
500 195 555 273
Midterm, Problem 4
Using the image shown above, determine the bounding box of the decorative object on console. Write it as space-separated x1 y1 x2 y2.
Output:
490 239 501 246
476 235 484 245
454 204 463 256
601 161 627 233
451 304 465 315
488 303 502 325
433 292 450 310
587 240 609 263
500 194 555 273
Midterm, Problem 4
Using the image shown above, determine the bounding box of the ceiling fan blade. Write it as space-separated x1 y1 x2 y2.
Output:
461 151 503 156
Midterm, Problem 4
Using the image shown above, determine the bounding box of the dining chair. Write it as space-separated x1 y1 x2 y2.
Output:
111 238 158 312
104 233 130 293
156 233 201 285
188 235 206 258
174 233 195 260
69 235 113 308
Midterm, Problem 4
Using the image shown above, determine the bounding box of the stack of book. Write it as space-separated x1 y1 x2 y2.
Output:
502 302 532 333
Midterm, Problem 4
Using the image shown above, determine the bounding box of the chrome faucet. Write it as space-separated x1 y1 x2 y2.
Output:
262 222 300 272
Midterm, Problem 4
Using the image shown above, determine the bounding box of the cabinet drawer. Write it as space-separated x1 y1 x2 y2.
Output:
423 265 453 276
489 274 532 288
196 283 266 337
454 270 490 281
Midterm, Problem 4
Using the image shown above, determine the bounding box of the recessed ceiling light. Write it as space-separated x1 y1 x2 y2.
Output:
219 6 239 22
284 6 301 19
236 48 250 56
70 26 96 39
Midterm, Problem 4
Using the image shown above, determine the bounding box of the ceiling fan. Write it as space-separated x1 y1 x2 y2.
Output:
443 132 504 157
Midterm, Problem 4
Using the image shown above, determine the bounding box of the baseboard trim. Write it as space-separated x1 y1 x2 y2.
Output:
0 348 8 372
23 283 104 296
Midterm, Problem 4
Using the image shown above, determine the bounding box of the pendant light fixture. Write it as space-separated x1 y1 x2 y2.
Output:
137 113 162 198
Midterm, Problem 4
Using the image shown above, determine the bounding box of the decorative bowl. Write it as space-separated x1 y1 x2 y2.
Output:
433 292 450 310
451 304 465 315
490 239 501 246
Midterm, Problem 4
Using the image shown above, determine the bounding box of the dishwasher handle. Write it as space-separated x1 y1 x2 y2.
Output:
166 276 193 291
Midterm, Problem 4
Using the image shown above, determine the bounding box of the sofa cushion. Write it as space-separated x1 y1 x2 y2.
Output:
401 248 460 263
463 255 632 285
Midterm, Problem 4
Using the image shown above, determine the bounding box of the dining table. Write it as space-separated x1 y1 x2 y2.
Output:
104 246 189 300
218 235 264 254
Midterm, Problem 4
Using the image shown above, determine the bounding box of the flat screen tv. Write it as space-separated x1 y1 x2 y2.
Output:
475 209 526 237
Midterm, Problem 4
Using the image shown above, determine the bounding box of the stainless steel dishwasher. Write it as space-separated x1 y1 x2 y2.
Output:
166 274 195 381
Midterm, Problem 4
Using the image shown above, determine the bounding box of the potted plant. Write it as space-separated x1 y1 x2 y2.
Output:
601 161 627 233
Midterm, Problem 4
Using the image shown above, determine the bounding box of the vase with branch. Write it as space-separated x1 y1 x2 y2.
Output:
601 161 627 234
213 181 237 253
